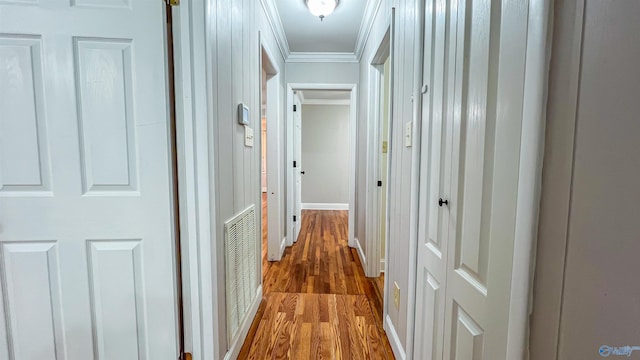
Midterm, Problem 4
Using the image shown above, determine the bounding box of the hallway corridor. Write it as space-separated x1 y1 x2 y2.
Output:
240 210 394 359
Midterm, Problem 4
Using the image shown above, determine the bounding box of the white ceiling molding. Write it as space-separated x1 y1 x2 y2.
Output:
354 0 383 61
287 52 359 63
261 0 379 63
302 99 351 105
260 0 291 59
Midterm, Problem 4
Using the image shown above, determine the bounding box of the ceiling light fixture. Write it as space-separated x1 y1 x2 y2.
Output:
306 0 339 21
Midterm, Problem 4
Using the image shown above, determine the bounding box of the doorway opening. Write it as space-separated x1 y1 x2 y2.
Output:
285 84 358 249
298 89 352 214
365 27 392 320
259 41 284 278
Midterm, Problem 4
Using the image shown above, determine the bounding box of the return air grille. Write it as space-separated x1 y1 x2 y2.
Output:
224 204 258 347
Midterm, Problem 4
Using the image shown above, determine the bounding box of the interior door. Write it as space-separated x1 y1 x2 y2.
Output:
441 0 494 357
415 0 535 358
0 2 179 359
292 93 303 242
413 0 452 357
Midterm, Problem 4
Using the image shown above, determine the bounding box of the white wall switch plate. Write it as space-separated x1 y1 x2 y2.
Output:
405 121 412 147
244 125 254 147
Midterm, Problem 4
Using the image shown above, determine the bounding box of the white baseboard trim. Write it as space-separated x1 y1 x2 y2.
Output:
354 237 366 269
224 285 263 360
261 187 267 193
267 237 288 261
384 315 406 360
301 203 349 210
279 236 286 258
380 259 386 273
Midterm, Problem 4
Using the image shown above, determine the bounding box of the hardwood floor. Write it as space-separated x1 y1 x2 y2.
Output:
242 210 394 359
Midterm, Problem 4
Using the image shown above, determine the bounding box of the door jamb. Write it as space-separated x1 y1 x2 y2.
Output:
170 1 219 359
366 26 392 279
259 37 284 262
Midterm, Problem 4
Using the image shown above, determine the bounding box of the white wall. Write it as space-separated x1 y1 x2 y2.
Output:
209 0 287 357
301 104 350 205
531 1 640 358
358 0 418 354
285 62 359 84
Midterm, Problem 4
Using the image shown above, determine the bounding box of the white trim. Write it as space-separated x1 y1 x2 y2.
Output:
260 36 285 262
354 0 384 60
171 0 218 358
223 286 263 360
286 83 358 249
261 187 267 193
301 99 351 106
506 0 551 357
259 0 290 59
354 237 367 269
384 315 406 360
279 236 287 258
365 23 392 278
381 8 395 336
301 203 349 210
287 51 359 63
380 259 385 273
404 1 425 358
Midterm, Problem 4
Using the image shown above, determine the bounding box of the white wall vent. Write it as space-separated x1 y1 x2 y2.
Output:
224 204 258 347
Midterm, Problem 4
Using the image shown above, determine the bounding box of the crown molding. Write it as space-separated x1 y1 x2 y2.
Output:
260 0 291 59
261 0 380 63
354 0 383 61
287 52 359 63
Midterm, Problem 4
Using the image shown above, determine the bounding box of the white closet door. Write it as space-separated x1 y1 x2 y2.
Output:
415 0 537 358
0 1 179 359
413 0 455 357
441 0 494 357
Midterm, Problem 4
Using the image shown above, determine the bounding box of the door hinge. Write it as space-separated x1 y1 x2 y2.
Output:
293 104 297 112
293 160 297 168
377 180 382 187
179 353 192 360
293 215 297 222
166 0 179 5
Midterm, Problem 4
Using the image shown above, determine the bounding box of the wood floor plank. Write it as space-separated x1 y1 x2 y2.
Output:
240 209 395 359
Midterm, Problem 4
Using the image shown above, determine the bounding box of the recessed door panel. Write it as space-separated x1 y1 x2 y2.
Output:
451 304 484 360
0 242 64 360
87 240 146 360
75 38 138 194
0 35 50 194
452 0 492 288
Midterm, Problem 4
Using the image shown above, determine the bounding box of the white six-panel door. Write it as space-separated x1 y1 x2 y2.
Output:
0 1 179 359
414 0 538 358
413 0 451 357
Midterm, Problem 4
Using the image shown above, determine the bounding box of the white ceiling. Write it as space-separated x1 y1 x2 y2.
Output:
273 0 368 53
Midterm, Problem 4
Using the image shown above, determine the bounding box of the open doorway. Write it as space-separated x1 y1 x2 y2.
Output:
374 57 391 300
365 26 392 320
298 90 352 214
286 84 358 249
259 43 284 281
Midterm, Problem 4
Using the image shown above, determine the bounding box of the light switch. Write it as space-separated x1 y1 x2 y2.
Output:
405 121 412 147
244 125 254 147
